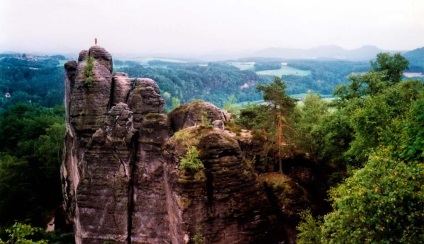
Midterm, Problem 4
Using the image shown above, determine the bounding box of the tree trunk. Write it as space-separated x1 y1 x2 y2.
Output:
278 111 283 173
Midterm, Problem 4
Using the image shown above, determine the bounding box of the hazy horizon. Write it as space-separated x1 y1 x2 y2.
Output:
1 0 423 57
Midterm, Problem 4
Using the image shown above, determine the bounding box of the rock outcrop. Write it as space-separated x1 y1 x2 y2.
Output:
61 46 283 243
168 101 227 132
163 127 275 243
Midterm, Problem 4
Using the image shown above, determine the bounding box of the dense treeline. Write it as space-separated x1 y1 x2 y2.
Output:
254 61 282 71
285 60 370 94
0 104 67 241
118 62 272 107
0 55 65 111
118 59 370 107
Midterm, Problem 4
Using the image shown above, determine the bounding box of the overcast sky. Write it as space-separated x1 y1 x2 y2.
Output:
1 0 423 56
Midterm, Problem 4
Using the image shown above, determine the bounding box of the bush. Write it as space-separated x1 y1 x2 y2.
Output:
180 146 203 173
83 56 94 87
322 157 424 243
296 210 323 244
192 226 205 244
0 222 47 244
297 154 424 243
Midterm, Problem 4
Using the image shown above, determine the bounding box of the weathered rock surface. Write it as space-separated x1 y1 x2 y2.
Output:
88 46 113 72
260 173 311 244
127 78 165 129
61 46 284 244
168 101 226 132
163 127 277 243
111 72 133 105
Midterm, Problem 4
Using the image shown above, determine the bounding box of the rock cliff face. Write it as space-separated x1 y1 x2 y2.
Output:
61 46 282 243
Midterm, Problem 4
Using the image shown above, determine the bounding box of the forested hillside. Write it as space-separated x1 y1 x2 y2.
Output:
404 47 424 72
117 59 371 103
117 62 270 108
1 51 423 112
0 54 65 112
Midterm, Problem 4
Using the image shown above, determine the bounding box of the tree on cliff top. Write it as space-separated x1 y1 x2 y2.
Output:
256 77 296 173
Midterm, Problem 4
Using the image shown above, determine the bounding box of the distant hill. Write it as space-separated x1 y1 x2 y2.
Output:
403 47 424 71
251 45 384 60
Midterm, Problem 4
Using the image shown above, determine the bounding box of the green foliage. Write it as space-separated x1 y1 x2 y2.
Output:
115 56 396 106
324 156 423 243
256 77 296 172
399 99 424 161
236 103 269 130
311 110 353 163
341 80 424 165
294 91 329 155
0 104 65 227
0 55 65 110
171 97 181 110
287 59 370 94
192 226 205 244
385 92 424 162
222 95 240 116
162 91 171 100
346 94 392 162
371 52 409 83
0 222 47 244
237 78 297 171
174 129 191 143
83 56 95 87
0 154 33 226
297 154 424 243
296 210 323 244
162 91 181 112
199 110 212 129
334 52 409 106
254 61 282 72
312 53 421 166
180 146 204 173
36 122 66 179
295 53 424 243
118 62 265 107
257 76 296 110
260 173 297 208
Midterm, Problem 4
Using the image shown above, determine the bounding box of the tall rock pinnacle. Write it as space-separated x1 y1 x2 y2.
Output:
61 46 280 244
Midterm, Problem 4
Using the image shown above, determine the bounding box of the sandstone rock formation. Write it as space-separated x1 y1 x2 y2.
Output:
163 127 274 243
61 46 283 243
168 101 227 132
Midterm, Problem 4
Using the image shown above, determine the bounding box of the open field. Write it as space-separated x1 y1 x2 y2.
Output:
230 62 310 77
230 62 255 70
256 66 310 76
